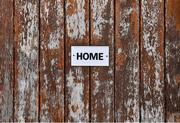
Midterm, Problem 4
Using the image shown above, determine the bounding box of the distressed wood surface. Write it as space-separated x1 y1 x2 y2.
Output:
0 0 13 121
140 0 164 122
14 0 39 122
90 0 114 122
166 0 180 122
40 0 64 122
65 0 89 121
115 0 139 122
1 0 180 122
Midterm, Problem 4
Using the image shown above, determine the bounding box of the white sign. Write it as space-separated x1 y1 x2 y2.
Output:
71 46 109 66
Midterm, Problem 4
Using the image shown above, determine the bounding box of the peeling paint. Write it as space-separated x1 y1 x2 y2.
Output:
92 0 113 37
15 0 39 121
66 0 86 39
48 31 60 49
119 7 133 37
141 0 164 121
41 0 50 23
91 0 114 121
115 0 139 122
117 48 122 54
66 68 85 121
166 0 180 121
41 102 50 122
40 0 64 121
93 72 100 96
66 0 89 121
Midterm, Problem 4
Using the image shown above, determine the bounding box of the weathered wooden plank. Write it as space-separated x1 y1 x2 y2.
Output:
40 0 64 122
115 0 139 122
90 0 114 121
14 0 39 121
0 0 13 121
65 0 89 121
166 0 180 122
140 0 164 121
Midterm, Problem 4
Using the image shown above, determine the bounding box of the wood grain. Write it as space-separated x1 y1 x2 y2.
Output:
40 0 64 122
115 0 139 122
65 0 89 121
90 0 114 121
166 0 180 121
0 0 13 121
14 0 39 122
140 0 164 122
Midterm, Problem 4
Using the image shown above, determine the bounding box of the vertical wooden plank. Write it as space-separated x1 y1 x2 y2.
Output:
0 0 13 121
140 0 164 121
115 0 139 122
90 0 114 121
65 0 89 121
40 0 64 122
14 0 39 121
166 0 180 122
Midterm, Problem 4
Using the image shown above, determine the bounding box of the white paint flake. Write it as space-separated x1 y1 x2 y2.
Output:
117 48 122 54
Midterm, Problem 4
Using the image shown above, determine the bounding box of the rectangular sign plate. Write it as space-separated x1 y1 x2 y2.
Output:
71 46 109 66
